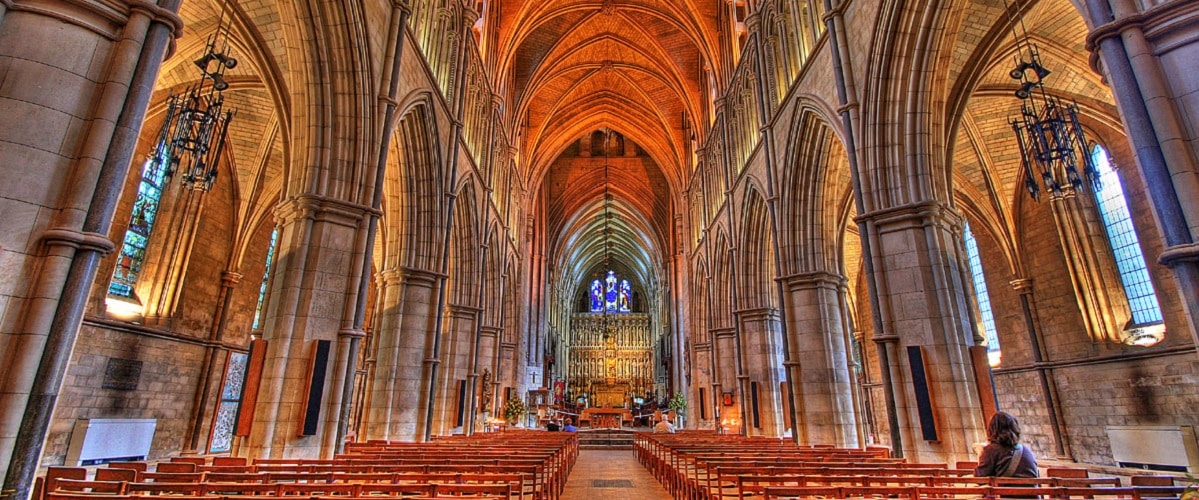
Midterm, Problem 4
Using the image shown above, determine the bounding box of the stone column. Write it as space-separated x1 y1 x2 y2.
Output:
245 196 367 458
184 270 243 453
781 271 859 446
859 201 985 464
141 186 210 326
1046 191 1125 343
0 0 180 490
712 327 739 426
434 303 478 434
1085 0 1199 348
365 267 438 441
1010 278 1070 459
733 307 787 437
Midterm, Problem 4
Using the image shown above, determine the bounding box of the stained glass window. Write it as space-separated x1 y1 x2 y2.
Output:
590 279 604 312
208 351 248 453
963 223 1001 366
1091 145 1162 326
109 155 170 298
591 271 632 313
252 228 279 330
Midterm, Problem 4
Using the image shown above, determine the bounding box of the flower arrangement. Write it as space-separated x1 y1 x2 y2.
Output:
502 397 527 422
668 393 687 415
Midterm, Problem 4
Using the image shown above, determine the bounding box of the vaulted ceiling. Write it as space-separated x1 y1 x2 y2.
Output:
493 0 724 306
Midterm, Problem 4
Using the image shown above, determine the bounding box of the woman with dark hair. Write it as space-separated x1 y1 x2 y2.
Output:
975 411 1039 477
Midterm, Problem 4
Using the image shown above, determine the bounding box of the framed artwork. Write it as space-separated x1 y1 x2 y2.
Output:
722 391 734 407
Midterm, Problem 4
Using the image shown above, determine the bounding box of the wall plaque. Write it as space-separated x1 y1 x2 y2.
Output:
102 358 143 391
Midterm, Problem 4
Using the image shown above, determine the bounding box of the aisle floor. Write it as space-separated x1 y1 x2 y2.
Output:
561 449 673 499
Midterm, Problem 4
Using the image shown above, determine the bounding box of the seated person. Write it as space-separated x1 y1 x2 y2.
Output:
975 412 1038 478
653 416 675 434
546 420 561 432
563 418 578 432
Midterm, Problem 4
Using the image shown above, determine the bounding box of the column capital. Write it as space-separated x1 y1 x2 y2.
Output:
1010 277 1035 294
855 200 962 233
778 270 847 291
1159 242 1199 268
274 194 379 228
399 266 447 287
220 271 243 286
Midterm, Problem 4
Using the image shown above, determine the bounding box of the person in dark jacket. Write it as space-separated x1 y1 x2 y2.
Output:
975 411 1039 478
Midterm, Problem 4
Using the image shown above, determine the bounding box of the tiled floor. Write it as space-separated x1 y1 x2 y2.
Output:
562 449 673 499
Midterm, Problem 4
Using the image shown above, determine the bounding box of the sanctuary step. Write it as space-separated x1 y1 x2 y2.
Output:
577 428 637 450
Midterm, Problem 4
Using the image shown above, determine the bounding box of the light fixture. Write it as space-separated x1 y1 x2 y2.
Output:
601 128 615 338
150 9 238 192
1122 322 1165 347
1005 6 1099 201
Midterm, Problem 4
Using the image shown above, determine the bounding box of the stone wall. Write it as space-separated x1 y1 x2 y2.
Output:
44 324 209 464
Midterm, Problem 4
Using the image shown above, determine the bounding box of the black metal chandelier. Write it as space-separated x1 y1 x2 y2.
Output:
151 28 237 191
1007 24 1100 200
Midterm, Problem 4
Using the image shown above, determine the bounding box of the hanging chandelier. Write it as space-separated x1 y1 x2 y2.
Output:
601 128 615 338
151 23 238 191
1006 11 1099 201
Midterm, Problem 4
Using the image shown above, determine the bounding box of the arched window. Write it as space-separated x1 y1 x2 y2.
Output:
591 271 633 313
109 156 170 298
590 279 604 313
1091 145 1163 327
963 223 1001 366
252 228 279 330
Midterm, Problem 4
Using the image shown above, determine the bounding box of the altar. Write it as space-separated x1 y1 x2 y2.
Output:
589 381 631 408
581 407 633 428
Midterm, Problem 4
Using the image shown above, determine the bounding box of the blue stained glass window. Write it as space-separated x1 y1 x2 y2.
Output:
963 223 1001 366
590 279 604 312
252 228 279 330
109 156 169 298
592 272 632 313
605 271 619 311
1091 145 1162 325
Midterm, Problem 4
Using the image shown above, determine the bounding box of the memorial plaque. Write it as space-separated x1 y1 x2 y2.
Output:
103 358 143 391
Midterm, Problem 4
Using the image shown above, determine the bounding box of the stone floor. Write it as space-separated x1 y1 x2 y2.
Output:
561 448 673 499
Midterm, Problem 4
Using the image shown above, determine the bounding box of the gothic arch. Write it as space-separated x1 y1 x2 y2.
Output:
274 0 375 200
780 104 853 276
738 185 778 310
381 99 443 272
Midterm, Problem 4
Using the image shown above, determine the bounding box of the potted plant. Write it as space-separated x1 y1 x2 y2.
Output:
502 397 527 427
668 393 687 429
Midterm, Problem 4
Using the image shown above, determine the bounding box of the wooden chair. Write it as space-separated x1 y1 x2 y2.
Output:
46 494 132 500
212 456 249 466
51 479 127 495
94 469 137 483
139 472 206 483
203 472 266 483
106 463 148 473
433 483 515 498
125 482 204 495
200 482 282 496
1129 476 1174 486
354 482 438 497
171 457 209 466
277 482 362 497
1046 468 1089 479
156 462 198 473
763 485 843 499
36 466 89 500
989 485 1061 498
